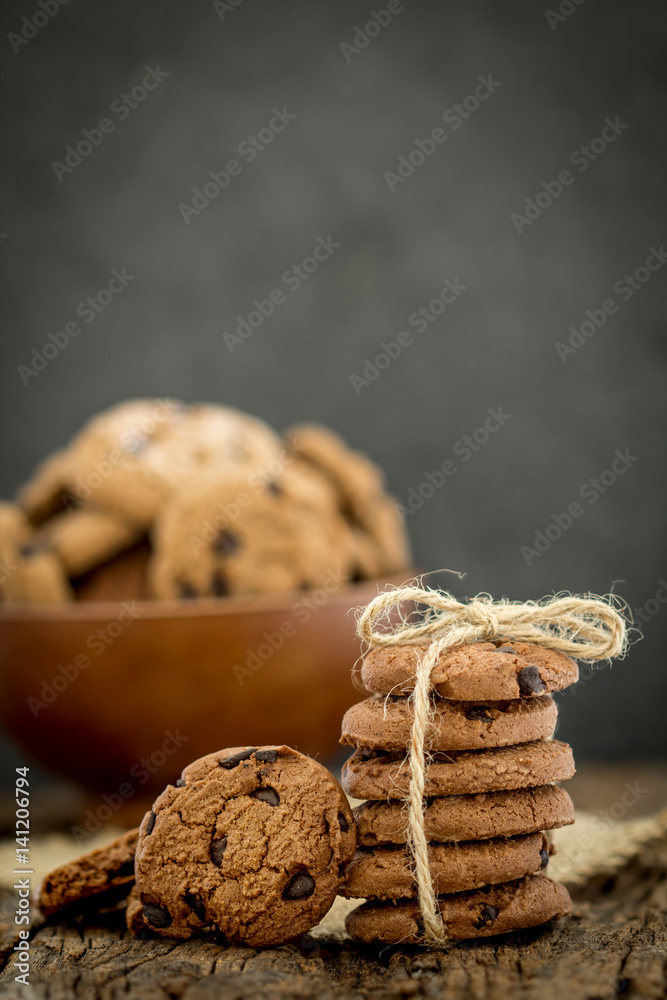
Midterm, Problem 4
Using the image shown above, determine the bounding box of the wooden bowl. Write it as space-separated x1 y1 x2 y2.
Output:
0 575 410 798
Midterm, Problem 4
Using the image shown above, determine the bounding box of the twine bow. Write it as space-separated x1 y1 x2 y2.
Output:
356 587 631 946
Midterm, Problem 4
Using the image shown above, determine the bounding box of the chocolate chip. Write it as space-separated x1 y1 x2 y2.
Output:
465 705 494 722
212 530 239 556
211 570 229 597
497 645 516 654
338 812 349 833
183 891 206 920
142 904 172 928
267 480 282 495
474 903 499 929
283 872 315 900
178 581 198 599
540 848 550 869
175 778 186 787
211 837 227 867
255 749 278 763
517 665 547 696
219 748 257 769
145 811 156 835
252 787 280 806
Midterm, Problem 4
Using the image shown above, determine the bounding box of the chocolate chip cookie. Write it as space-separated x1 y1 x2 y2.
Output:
38 829 138 915
341 832 550 899
359 641 579 700
149 465 351 599
341 740 575 800
354 784 574 846
0 502 71 604
341 694 558 752
131 746 356 947
345 873 572 943
35 507 141 578
284 423 410 574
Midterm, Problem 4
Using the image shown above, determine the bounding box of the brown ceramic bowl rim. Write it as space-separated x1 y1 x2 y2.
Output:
0 571 418 623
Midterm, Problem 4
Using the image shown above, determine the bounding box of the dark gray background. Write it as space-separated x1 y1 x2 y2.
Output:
1 0 665 787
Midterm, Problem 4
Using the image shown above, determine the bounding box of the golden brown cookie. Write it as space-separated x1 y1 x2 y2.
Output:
35 507 141 577
341 740 575 800
284 423 410 574
341 694 558 752
38 829 138 916
354 784 575 846
0 502 71 604
345 874 572 944
17 449 74 525
341 832 549 899
67 401 283 529
131 746 356 947
360 641 579 700
148 465 351 599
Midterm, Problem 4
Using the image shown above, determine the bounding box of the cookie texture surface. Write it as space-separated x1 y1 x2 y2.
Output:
341 740 575 800
360 640 579 700
354 784 575 846
149 465 350 599
341 832 549 899
345 873 572 944
341 694 558 752
38 829 138 916
132 746 356 947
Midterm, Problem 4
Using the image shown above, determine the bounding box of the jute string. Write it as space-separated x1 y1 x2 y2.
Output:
356 587 631 946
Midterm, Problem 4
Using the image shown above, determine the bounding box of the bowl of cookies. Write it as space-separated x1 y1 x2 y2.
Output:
0 400 413 798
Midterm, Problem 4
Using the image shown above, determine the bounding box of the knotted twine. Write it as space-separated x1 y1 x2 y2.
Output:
356 587 631 947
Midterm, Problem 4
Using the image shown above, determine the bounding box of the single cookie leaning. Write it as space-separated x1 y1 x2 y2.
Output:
354 784 575 846
341 832 550 899
341 695 557 752
342 740 575 800
38 829 138 916
360 641 579 700
131 746 356 947
346 874 572 944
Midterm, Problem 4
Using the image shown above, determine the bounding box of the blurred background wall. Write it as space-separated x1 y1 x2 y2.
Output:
0 0 665 784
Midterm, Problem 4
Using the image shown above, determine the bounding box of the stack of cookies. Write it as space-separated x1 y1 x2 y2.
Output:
340 640 579 944
0 400 410 604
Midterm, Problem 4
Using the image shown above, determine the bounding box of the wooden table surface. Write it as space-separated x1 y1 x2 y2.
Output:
1 763 666 1000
